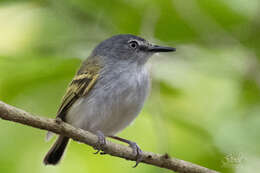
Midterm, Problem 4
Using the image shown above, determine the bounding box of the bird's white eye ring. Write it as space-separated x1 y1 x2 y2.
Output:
128 41 139 49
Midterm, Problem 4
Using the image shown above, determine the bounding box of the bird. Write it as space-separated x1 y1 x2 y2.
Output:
43 34 176 166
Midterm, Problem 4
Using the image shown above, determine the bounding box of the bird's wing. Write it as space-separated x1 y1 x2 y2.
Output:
56 73 99 120
56 58 101 121
46 72 98 141
45 57 101 141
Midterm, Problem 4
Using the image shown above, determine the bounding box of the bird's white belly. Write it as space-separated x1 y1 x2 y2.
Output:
66 67 150 136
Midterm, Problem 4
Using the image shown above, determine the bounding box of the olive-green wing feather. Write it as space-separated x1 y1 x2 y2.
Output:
56 58 101 121
56 73 99 120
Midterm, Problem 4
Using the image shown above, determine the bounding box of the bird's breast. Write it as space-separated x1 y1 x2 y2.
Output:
66 65 151 135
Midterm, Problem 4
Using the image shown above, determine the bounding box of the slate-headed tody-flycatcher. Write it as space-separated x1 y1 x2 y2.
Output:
43 34 176 166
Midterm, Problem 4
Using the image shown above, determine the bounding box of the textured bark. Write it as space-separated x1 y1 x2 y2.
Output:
0 101 219 173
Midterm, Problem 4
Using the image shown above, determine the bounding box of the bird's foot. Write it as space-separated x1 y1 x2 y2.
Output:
93 131 106 154
129 141 144 168
108 136 143 167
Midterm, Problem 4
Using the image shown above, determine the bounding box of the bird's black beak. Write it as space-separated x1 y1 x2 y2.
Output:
147 45 176 52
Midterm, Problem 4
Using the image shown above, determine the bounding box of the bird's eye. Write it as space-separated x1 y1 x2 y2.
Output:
129 41 138 49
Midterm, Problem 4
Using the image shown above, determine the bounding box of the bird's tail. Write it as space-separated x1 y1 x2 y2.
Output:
43 136 69 165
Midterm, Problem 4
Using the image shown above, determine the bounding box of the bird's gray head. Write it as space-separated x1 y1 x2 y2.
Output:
91 34 175 65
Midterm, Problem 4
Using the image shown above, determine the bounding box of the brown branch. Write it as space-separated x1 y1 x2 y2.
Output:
0 100 219 173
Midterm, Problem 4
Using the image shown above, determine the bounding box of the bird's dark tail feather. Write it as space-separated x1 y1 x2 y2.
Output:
43 136 69 165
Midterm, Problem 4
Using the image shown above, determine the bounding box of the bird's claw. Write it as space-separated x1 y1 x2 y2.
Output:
93 131 106 154
129 142 144 168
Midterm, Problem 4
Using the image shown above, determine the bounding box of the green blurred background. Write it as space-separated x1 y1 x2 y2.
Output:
0 0 259 173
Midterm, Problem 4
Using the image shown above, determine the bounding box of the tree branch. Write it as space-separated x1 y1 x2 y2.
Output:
0 100 219 173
